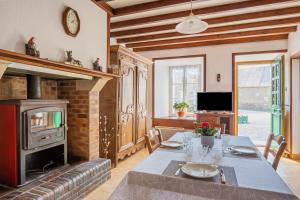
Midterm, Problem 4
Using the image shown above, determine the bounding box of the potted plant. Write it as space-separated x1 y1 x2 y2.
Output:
195 122 218 148
173 102 189 118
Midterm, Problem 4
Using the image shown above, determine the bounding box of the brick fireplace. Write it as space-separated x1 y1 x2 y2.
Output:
0 50 115 199
0 75 106 162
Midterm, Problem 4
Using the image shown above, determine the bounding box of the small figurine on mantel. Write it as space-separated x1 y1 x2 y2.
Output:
93 58 103 72
25 37 40 58
65 50 82 66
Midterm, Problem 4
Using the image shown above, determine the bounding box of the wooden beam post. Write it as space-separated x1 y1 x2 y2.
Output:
0 61 9 79
76 77 112 92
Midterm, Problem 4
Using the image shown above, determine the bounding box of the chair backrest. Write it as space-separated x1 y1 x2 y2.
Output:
145 129 163 154
154 126 184 141
264 134 287 170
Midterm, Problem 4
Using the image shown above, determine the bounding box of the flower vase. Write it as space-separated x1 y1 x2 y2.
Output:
201 135 215 148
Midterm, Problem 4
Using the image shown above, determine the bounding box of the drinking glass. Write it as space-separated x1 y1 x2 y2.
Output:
210 149 223 165
185 143 193 163
198 144 209 163
222 136 230 153
182 133 192 150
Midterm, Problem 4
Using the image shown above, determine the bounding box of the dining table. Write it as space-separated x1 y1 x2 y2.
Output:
109 132 299 200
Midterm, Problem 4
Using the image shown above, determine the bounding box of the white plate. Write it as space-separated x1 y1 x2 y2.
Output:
161 141 183 148
230 146 257 155
181 163 219 179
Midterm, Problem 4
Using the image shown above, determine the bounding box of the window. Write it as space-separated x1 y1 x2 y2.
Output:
169 64 203 115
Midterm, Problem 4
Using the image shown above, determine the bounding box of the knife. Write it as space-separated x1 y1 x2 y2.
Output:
174 164 183 176
220 168 226 184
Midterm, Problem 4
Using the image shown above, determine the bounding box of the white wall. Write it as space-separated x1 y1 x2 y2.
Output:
0 0 107 69
288 25 300 155
154 57 204 117
140 40 288 92
154 61 169 117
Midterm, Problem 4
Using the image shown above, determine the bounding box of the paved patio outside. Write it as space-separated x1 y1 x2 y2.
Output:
238 109 271 146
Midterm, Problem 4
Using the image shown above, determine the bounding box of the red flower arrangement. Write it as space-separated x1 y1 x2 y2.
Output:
195 122 217 136
200 122 210 128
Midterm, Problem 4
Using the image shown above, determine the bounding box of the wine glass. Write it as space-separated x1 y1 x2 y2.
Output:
198 144 209 163
210 149 223 166
185 143 193 163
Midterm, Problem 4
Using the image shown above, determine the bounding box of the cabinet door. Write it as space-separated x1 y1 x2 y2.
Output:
119 60 136 152
136 66 148 144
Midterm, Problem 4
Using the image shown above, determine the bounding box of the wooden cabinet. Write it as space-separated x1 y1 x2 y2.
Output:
196 112 235 135
99 45 151 166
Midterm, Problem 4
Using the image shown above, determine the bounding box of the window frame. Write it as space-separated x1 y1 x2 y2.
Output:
169 64 203 116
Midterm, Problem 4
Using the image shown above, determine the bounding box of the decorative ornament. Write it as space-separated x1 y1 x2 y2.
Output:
93 58 103 71
65 50 82 66
25 37 40 58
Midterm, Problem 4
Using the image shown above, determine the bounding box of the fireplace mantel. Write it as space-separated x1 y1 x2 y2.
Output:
0 49 119 80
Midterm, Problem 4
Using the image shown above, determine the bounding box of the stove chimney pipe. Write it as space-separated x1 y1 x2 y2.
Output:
27 75 42 99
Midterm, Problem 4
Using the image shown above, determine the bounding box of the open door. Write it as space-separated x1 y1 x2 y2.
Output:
271 56 284 136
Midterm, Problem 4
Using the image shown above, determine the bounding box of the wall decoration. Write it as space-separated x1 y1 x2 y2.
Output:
62 7 80 37
217 74 221 82
99 115 115 159
65 51 82 66
25 37 40 58
93 58 103 72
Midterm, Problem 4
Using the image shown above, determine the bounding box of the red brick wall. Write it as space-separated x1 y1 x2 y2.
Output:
58 80 100 161
0 76 57 100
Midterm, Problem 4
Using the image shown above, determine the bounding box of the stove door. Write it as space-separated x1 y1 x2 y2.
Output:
23 107 66 150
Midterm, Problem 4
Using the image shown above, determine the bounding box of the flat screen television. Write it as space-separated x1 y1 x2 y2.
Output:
197 92 232 111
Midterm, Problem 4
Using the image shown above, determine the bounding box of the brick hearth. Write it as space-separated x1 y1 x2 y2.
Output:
0 159 111 200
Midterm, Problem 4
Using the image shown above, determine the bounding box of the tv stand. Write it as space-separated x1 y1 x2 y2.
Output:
196 111 235 135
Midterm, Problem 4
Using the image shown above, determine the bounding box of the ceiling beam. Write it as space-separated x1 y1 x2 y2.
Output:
126 26 296 48
133 34 289 52
113 0 193 17
93 1 114 16
111 0 294 29
117 16 300 43
111 6 300 37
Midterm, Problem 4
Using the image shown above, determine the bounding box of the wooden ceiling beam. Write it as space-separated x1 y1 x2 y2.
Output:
111 6 300 37
113 0 192 17
117 16 300 43
111 0 294 29
133 34 289 52
93 1 114 16
126 26 297 48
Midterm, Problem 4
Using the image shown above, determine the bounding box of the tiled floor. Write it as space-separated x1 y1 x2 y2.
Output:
85 148 300 200
84 149 149 200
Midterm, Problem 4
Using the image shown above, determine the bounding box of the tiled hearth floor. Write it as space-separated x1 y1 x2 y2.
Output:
85 148 300 200
0 159 111 200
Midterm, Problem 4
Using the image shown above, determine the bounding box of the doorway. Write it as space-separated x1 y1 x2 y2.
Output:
233 51 287 146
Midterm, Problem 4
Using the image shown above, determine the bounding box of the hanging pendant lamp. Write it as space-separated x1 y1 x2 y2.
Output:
176 0 208 34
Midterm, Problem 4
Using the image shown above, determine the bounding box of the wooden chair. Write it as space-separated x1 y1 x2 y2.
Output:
263 134 287 170
145 129 163 154
154 126 184 140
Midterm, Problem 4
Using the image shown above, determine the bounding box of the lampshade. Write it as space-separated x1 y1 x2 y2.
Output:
176 13 208 34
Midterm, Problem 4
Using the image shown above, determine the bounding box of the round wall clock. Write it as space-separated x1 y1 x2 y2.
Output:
62 7 80 37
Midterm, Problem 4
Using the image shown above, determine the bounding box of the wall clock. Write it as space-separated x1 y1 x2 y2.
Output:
62 7 80 37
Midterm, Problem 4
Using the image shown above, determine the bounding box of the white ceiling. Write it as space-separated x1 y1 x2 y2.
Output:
106 0 300 51
108 0 157 9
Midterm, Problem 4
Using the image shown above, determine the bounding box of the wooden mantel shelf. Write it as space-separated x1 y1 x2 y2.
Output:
0 49 120 80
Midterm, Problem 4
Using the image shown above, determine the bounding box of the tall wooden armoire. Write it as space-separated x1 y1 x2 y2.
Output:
99 45 152 166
